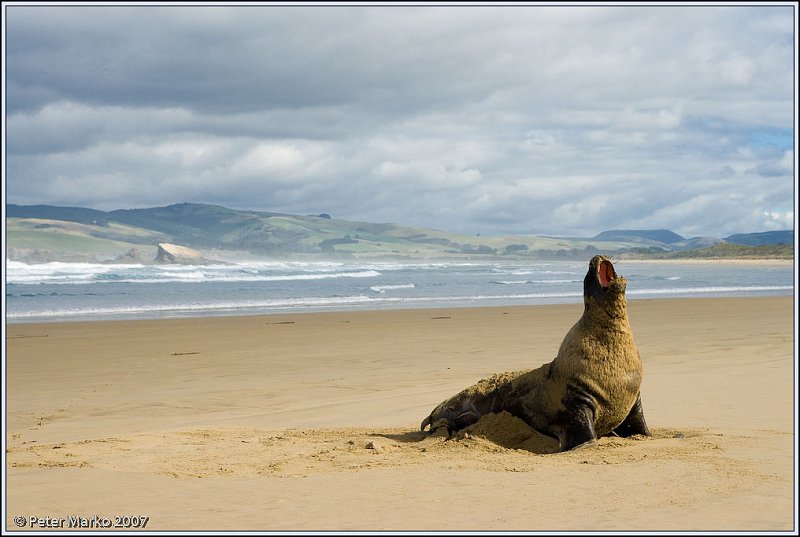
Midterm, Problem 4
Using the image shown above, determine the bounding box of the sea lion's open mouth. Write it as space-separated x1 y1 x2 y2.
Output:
597 259 617 289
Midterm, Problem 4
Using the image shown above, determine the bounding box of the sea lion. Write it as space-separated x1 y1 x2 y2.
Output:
420 255 651 451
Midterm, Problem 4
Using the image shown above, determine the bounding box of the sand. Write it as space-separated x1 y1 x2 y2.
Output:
5 296 796 531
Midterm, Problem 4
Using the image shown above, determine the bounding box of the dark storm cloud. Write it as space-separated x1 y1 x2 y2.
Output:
6 6 512 115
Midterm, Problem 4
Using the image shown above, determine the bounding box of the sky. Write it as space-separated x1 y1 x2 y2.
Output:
2 2 797 238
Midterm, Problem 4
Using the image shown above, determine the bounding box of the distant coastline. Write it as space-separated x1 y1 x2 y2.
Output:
616 258 793 266
6 202 794 265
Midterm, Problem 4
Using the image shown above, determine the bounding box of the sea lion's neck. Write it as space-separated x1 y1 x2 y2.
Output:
583 293 630 329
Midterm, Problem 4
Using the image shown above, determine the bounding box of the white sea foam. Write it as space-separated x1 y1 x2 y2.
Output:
370 284 416 293
7 291 583 321
6 261 135 283
101 270 383 284
7 295 379 320
501 269 580 276
6 260 382 285
493 279 580 285
630 285 793 296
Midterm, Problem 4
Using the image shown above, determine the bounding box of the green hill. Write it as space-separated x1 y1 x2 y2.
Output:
724 230 793 246
656 242 794 260
6 217 166 262
592 229 685 244
6 203 795 263
7 204 109 224
8 202 638 261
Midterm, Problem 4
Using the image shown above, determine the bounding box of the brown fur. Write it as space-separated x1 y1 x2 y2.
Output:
420 255 651 451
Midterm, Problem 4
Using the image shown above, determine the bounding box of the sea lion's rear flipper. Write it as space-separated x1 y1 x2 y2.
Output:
420 401 482 436
611 394 651 437
420 370 529 436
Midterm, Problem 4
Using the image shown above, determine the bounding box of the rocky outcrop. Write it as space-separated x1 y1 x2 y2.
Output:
8 248 87 264
154 243 213 265
107 247 151 264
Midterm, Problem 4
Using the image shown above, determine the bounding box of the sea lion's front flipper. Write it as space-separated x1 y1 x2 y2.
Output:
611 394 651 437
556 404 597 451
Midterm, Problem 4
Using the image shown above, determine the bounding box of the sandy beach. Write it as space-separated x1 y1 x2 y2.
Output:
5 296 796 531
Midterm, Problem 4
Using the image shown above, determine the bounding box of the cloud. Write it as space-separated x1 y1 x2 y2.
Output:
4 4 795 238
762 210 795 230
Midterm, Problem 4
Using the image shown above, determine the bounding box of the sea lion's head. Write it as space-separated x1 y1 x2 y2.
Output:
583 255 627 318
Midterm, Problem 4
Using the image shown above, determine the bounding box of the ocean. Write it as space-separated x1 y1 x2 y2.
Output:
5 259 794 323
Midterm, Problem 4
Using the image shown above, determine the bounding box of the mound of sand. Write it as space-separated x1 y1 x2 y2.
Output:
458 411 560 453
